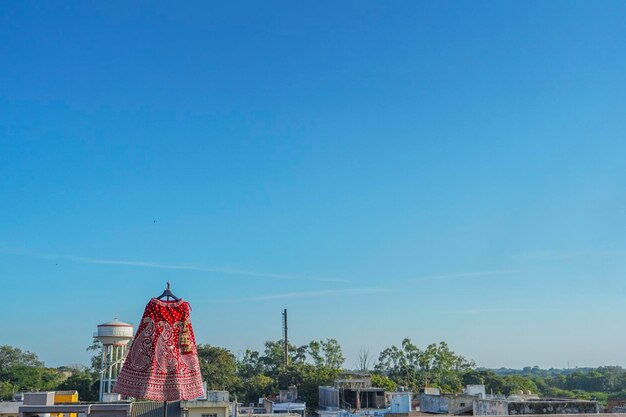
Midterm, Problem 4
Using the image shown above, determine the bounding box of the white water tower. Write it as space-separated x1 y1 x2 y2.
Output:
94 318 133 402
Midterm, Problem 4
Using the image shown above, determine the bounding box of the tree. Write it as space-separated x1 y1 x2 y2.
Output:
0 345 43 371
0 345 62 392
0 380 15 401
375 339 475 392
371 373 397 391
86 339 103 371
239 374 275 402
261 340 299 374
57 371 99 401
320 339 344 370
499 375 538 395
357 348 372 372
275 363 339 413
197 344 240 391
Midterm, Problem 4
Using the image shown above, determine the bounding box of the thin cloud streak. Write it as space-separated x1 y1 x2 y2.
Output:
448 308 557 315
0 247 347 283
219 288 394 303
411 270 520 282
514 250 625 261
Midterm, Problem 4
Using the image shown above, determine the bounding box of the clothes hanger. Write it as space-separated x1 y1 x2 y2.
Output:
156 281 180 301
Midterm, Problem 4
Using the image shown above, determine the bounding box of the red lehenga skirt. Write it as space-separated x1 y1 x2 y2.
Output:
113 298 204 401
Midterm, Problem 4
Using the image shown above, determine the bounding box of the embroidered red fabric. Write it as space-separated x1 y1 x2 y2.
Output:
112 298 204 401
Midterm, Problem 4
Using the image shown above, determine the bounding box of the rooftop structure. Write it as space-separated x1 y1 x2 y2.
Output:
319 375 414 417
473 399 600 416
418 392 478 415
182 391 230 417
0 401 21 417
260 386 306 417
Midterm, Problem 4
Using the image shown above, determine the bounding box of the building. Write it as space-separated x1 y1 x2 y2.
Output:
262 387 306 417
607 399 626 413
418 389 479 415
239 413 301 417
0 401 21 417
269 403 306 417
319 373 387 412
182 391 230 417
319 374 414 417
51 391 79 417
18 392 131 417
133 402 182 417
473 399 601 416
389 392 412 414
252 386 306 417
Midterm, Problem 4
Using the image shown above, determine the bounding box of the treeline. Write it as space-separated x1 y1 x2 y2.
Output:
0 345 100 401
3 340 626 408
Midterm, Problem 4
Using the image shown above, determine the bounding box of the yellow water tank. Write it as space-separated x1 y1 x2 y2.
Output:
52 390 79 417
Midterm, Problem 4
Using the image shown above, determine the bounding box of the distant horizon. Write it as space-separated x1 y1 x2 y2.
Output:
6 314 626 372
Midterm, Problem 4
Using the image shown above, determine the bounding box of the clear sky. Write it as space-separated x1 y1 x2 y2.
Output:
1 1 626 370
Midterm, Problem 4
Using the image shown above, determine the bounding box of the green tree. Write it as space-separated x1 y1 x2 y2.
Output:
0 345 63 393
371 373 397 391
197 344 240 391
57 371 100 401
0 380 15 400
0 345 43 371
499 375 538 395
86 339 103 371
275 363 339 414
319 339 344 370
375 339 474 392
261 340 300 374
239 374 275 402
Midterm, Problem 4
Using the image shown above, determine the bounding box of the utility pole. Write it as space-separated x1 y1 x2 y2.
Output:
282 309 289 368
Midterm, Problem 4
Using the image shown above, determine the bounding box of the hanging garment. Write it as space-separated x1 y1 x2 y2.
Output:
113 298 204 401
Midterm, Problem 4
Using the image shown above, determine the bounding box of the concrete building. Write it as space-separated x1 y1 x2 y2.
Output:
256 386 305 417
239 413 301 417
419 392 478 415
464 387 486 399
279 388 299 404
319 374 387 412
181 391 230 417
473 399 600 416
269 403 305 417
20 402 131 417
0 402 21 417
16 392 193 417
133 402 181 417
51 391 79 417
607 400 626 413
319 374 416 417
389 392 412 414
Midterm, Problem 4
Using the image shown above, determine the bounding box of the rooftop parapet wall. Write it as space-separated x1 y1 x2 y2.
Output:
474 399 509 416
473 414 614 417
419 394 478 414
508 401 599 415
474 399 600 416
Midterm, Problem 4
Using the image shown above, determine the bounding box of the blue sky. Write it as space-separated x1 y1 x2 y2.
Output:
1 1 626 370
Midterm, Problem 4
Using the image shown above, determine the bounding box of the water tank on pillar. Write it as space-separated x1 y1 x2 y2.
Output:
94 318 133 402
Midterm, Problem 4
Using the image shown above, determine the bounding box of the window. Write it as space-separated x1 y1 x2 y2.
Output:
202 413 218 417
